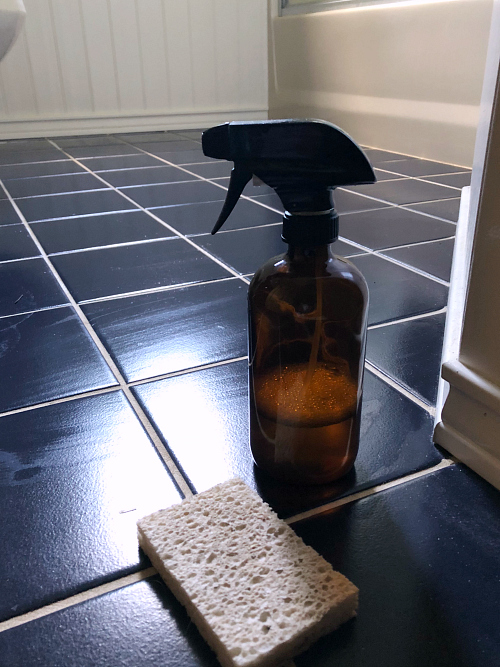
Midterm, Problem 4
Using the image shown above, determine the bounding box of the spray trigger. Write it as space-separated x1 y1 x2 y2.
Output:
211 164 253 234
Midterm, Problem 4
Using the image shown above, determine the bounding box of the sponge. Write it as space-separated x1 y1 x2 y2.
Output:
137 478 358 667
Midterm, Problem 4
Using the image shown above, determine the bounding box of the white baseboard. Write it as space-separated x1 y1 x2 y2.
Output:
0 108 268 140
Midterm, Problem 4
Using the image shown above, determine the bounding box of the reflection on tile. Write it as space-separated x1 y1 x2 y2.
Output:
404 198 461 223
0 224 40 261
0 258 68 317
63 145 142 158
380 157 466 177
84 279 247 382
32 211 174 254
194 226 362 275
152 198 282 236
0 392 181 621
343 179 459 205
0 199 22 226
124 181 225 209
80 154 164 171
0 576 216 666
101 165 196 188
367 313 446 404
5 173 107 198
134 364 439 518
51 238 229 301
382 238 455 282
16 189 135 222
0 307 116 411
423 172 471 188
0 149 65 165
340 207 455 250
349 254 448 325
0 139 53 152
0 160 85 179
294 465 500 667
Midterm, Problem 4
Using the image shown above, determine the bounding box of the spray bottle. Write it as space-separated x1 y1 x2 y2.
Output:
202 119 375 485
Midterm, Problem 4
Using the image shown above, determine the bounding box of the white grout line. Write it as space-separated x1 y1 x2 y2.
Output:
365 360 436 416
47 139 251 288
47 234 179 257
0 302 70 321
285 459 455 525
13 186 110 200
0 567 157 634
0 178 193 499
367 307 447 330
376 235 455 253
362 145 470 169
129 356 248 387
0 386 120 419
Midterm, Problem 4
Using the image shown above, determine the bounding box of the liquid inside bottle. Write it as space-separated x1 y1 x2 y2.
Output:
248 244 368 485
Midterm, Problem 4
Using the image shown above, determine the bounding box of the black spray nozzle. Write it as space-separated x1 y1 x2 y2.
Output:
202 119 375 239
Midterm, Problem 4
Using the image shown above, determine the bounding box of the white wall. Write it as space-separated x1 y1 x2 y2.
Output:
269 0 493 166
0 0 268 139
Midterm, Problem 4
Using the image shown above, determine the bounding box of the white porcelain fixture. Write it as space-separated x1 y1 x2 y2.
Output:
0 0 25 62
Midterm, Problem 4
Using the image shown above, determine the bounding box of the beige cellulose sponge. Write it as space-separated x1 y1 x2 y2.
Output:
137 478 358 667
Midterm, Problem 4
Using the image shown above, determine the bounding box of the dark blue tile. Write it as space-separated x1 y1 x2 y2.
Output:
63 145 142 158
132 140 201 153
0 306 116 411
339 206 455 250
4 173 107 198
404 198 461 223
133 363 439 518
367 313 446 405
185 161 234 178
125 181 225 209
333 189 390 214
372 168 404 181
31 210 175 254
152 198 282 236
380 157 466 177
0 392 181 622
293 465 500 667
213 177 275 197
0 149 65 165
50 238 230 301
101 165 196 188
80 154 164 171
422 172 471 188
362 148 409 165
83 279 247 382
155 149 216 165
193 226 363 275
0 258 68 317
349 254 448 325
0 199 22 226
382 238 455 282
55 135 124 148
0 225 40 260
0 575 217 666
0 160 85 179
114 131 189 143
248 192 283 211
15 190 135 222
0 138 53 153
343 179 459 205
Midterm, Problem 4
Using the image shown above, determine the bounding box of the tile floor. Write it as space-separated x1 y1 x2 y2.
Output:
0 130 498 666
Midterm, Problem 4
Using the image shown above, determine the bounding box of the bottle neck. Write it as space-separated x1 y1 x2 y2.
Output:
286 243 334 264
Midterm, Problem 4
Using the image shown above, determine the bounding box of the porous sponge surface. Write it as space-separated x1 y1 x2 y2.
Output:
138 478 357 667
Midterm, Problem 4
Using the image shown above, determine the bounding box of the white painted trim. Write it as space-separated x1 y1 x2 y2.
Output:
0 108 268 139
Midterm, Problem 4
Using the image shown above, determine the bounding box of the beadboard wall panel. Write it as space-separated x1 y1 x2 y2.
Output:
0 0 268 138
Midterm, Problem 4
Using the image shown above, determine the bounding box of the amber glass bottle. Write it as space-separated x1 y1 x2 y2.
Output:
201 119 375 485
248 243 368 484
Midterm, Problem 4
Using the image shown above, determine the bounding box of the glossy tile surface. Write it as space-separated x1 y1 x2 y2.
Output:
0 160 85 179
0 392 181 621
4 173 106 198
333 189 390 213
83 279 248 382
152 198 282 236
349 254 449 325
0 576 217 667
185 161 234 178
0 148 65 165
50 238 230 301
62 144 142 158
423 172 471 188
344 179 459 205
367 313 446 404
382 238 455 282
0 224 40 260
134 363 440 518
155 149 215 164
102 165 197 188
194 226 362 275
15 189 135 222
0 258 68 317
380 157 466 177
126 180 226 208
0 199 22 226
32 210 174 254
403 198 461 222
294 466 500 667
340 206 455 250
80 154 163 171
0 307 116 411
